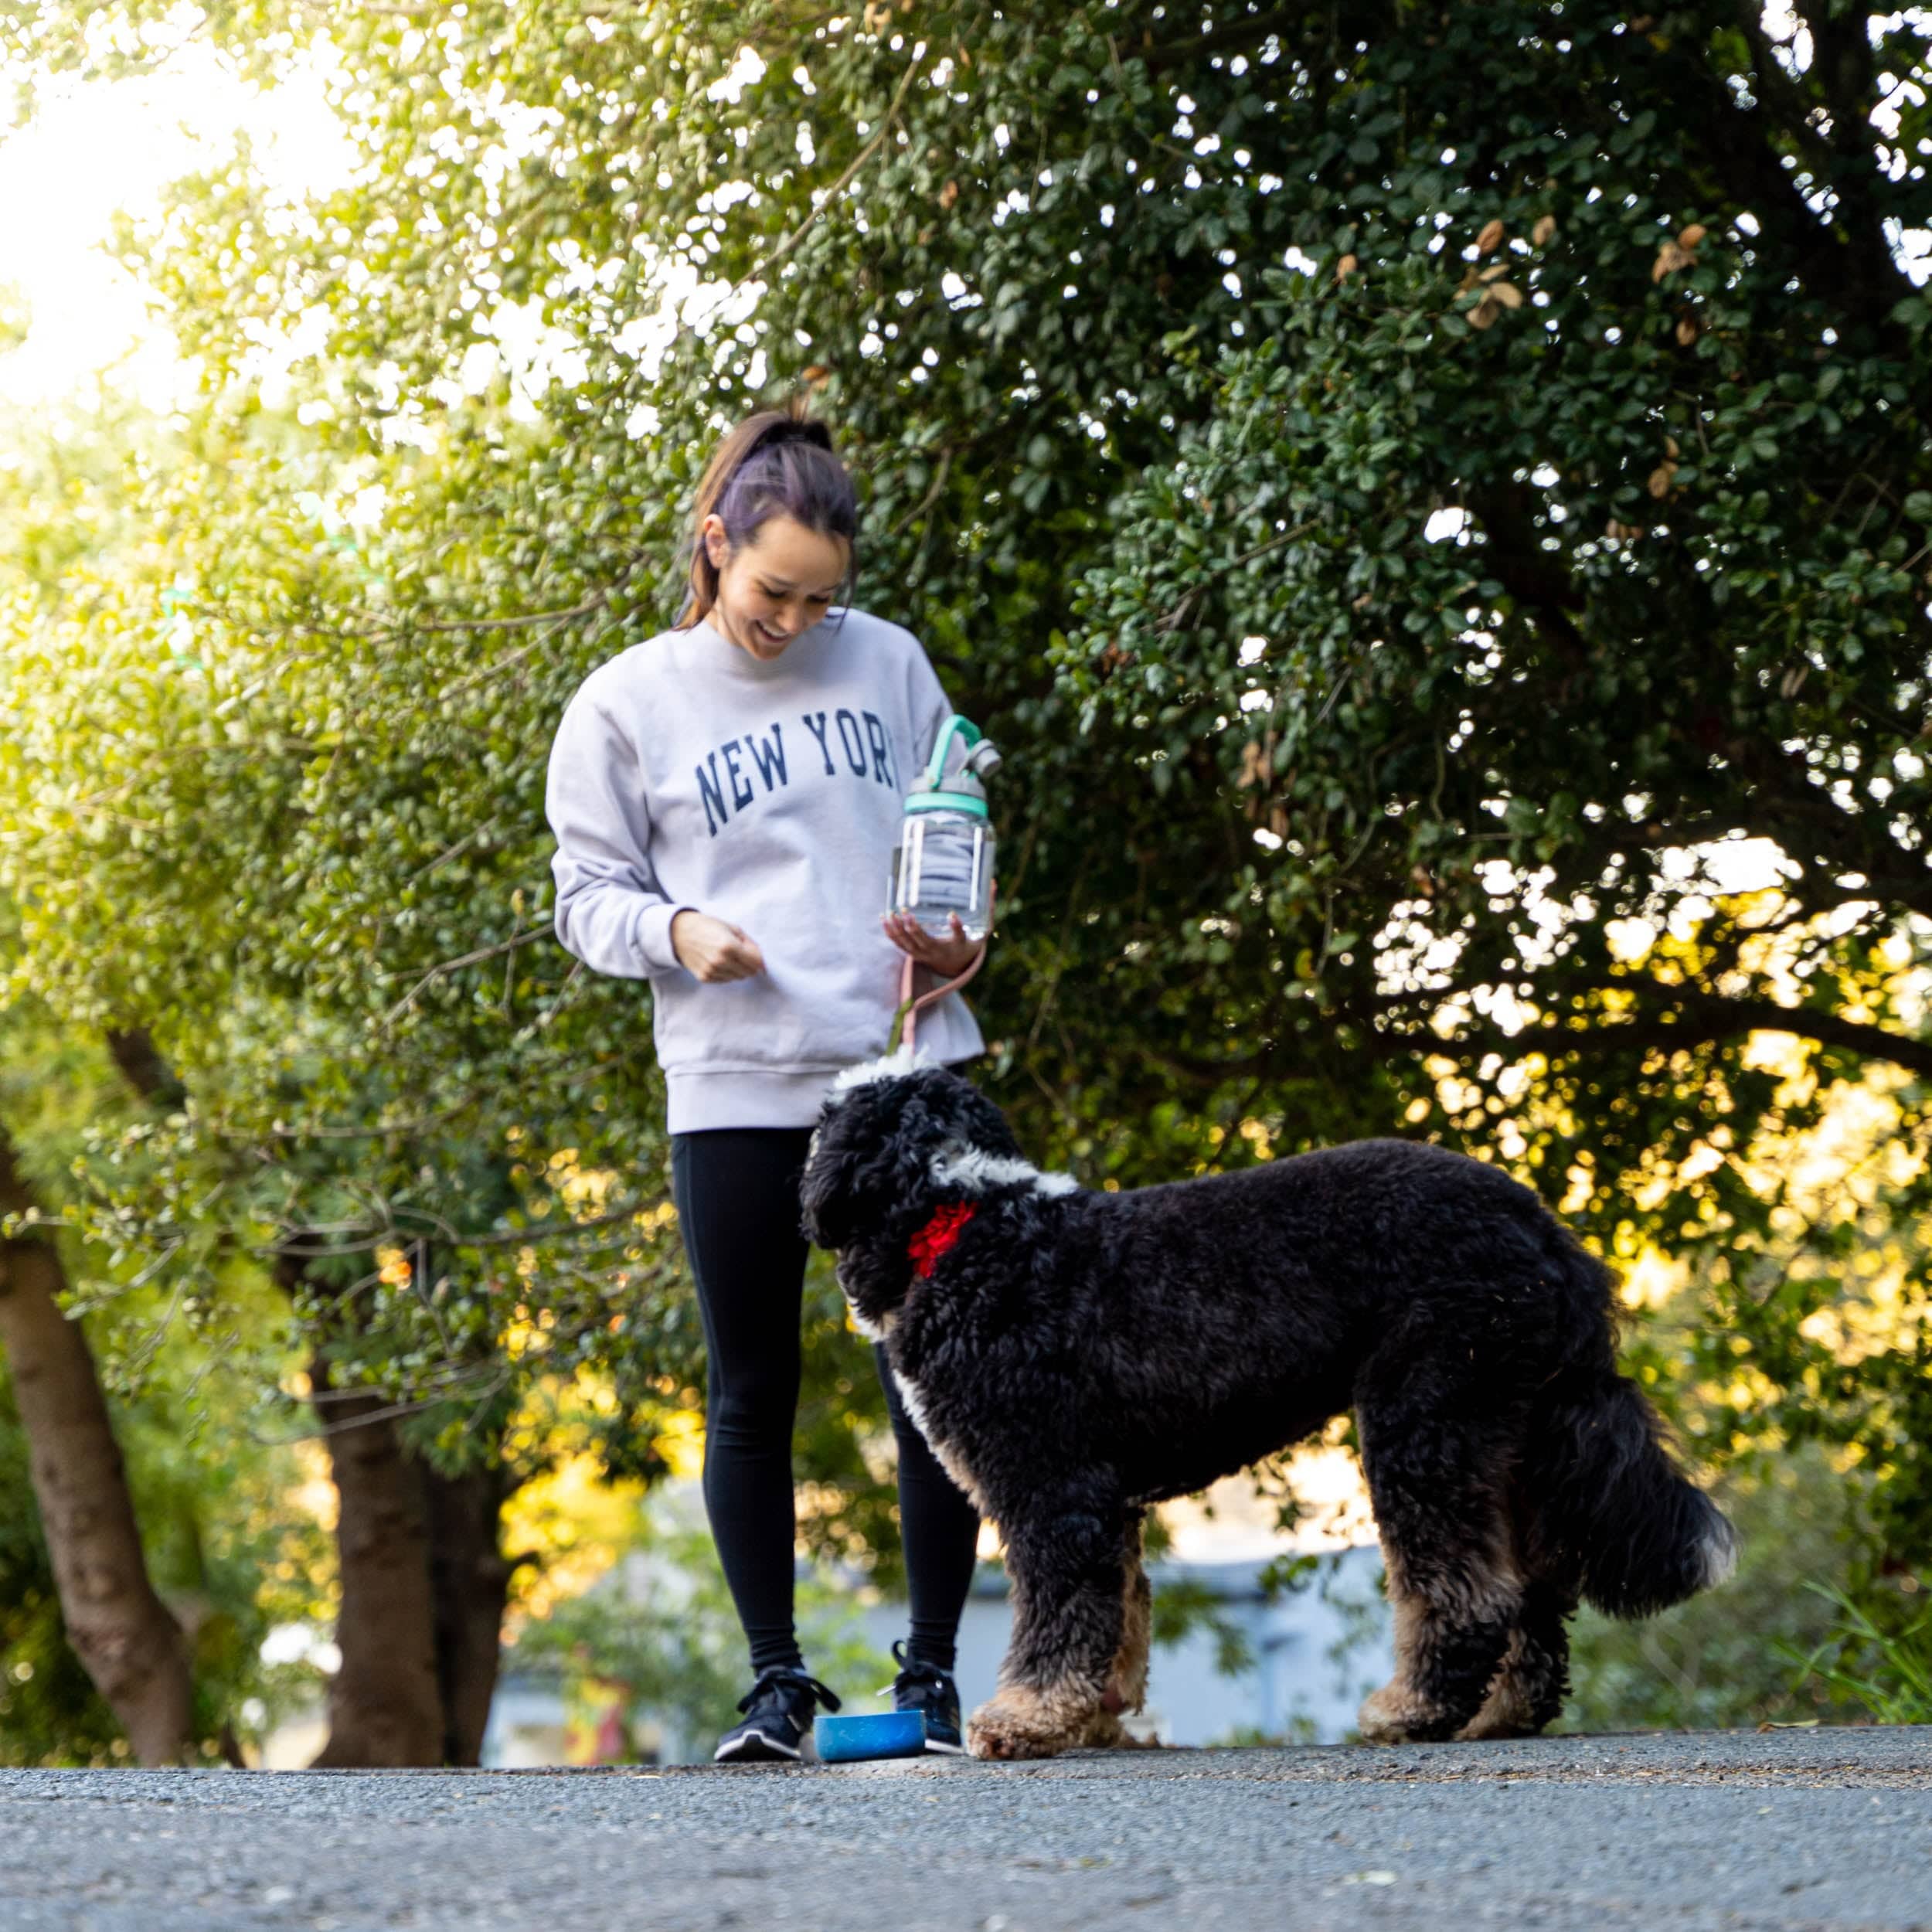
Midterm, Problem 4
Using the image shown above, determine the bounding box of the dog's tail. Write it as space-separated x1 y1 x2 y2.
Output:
1522 1366 1738 1618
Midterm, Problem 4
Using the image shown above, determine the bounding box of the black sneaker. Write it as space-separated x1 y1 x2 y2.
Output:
889 1641 965 1756
714 1665 841 1764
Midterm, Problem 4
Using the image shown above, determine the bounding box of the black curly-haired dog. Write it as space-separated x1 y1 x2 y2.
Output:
800 1058 1737 1760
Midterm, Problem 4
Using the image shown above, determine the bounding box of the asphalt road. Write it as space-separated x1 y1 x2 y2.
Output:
3 1726 1929 1931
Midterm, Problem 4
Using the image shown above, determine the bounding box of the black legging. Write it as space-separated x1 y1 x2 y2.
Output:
670 1124 981 1676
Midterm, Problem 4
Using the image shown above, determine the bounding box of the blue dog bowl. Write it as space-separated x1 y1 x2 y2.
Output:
814 1711 929 1763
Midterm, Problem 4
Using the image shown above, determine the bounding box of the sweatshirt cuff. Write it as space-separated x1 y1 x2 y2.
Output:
634 900 696 977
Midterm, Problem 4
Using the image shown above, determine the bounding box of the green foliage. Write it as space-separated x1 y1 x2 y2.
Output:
0 1362 331 1766
0 998 332 1762
793 1253 900 1588
1211 1716 1321 1748
1147 1573 1256 1680
1787 1582 1932 1726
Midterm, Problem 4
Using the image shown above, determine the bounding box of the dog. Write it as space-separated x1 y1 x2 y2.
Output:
799 1057 1737 1760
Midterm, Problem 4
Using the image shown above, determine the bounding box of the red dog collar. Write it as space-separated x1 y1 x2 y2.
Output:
909 1202 976 1278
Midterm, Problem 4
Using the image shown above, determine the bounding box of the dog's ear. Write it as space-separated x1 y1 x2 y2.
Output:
801 1067 1004 1249
800 1077 938 1249
940 1076 1025 1164
798 1097 870 1250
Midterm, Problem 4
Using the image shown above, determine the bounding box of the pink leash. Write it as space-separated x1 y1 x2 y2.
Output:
893 882 995 1053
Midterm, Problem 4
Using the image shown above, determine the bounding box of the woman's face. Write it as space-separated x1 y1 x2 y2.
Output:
702 512 849 662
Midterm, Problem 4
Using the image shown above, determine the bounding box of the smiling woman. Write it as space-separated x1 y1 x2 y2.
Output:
543 390 996 1764
673 401 859 649
727 537 852 658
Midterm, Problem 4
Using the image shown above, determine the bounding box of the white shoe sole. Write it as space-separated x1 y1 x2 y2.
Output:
714 1732 803 1764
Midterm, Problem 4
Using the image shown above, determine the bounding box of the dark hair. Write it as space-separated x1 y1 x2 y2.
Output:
673 393 859 631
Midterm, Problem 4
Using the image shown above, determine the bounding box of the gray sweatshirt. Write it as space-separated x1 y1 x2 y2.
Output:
545 606 985 1132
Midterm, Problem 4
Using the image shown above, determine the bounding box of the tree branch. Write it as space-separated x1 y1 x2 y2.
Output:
1376 982 1932 1083
105 1029 188 1111
1143 5 1331 77
379 923 553 1024
1462 485 1590 665
1662 27 1916 358
733 48 927 293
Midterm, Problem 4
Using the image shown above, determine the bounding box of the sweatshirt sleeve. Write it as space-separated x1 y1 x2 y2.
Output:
545 682 693 981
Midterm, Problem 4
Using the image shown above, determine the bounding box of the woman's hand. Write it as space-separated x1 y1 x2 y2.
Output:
882 909 984 980
671 910 767 982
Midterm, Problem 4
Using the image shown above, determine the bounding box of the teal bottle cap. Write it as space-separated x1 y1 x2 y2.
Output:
902 790 990 818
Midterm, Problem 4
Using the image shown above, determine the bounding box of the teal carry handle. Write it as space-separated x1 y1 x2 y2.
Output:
923 715 983 792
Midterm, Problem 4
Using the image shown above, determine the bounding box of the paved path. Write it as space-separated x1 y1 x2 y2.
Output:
3 1726 1929 1930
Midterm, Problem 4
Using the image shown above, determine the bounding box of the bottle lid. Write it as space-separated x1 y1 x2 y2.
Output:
903 789 990 818
913 715 997 818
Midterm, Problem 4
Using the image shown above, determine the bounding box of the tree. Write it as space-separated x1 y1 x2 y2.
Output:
0 993 197 1763
0 1000 338 1765
0 359 714 1760
0 1131 192 1763
1054 0 1932 1600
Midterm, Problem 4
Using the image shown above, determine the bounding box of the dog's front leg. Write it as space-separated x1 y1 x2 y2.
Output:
969 1488 1133 1762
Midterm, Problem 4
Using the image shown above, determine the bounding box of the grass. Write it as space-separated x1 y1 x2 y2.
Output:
1784 1583 1932 1726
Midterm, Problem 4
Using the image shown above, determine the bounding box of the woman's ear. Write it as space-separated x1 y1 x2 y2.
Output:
700 512 729 570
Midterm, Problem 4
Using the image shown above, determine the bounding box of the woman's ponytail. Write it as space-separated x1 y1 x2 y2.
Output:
674 391 859 630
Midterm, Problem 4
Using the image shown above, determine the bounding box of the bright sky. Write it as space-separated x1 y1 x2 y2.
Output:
0 43 348 408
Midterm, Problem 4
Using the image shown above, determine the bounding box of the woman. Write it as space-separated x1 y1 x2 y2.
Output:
543 395 988 1761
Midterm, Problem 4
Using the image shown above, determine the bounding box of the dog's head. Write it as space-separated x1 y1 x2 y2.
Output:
800 1058 1023 1257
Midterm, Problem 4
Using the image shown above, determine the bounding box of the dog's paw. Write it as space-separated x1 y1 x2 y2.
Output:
966 1696 1073 1761
1080 1708 1162 1751
1454 1676 1542 1742
1453 1709 1539 1742
1356 1682 1447 1746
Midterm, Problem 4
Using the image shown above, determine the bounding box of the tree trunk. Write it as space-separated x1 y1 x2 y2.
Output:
103 1029 186 1112
422 1461 513 1766
0 1133 192 1765
304 1342 446 1767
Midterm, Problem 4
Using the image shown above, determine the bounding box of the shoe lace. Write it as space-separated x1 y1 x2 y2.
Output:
736 1665 841 1719
882 1638 956 1707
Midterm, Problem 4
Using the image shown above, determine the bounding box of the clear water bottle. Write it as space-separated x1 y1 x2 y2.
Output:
889 715 999 941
